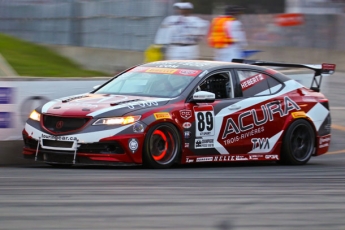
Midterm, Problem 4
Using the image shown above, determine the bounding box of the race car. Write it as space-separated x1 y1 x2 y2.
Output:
22 59 335 169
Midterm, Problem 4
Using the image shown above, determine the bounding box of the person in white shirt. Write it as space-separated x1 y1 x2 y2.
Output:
208 5 247 62
154 2 209 60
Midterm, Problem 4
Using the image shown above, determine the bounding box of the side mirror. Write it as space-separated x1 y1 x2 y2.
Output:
93 85 100 90
191 91 215 103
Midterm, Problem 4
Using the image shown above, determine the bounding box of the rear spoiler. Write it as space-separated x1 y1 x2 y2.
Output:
232 59 336 92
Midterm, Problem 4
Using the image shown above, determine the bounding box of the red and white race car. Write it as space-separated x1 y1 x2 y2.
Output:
22 59 335 168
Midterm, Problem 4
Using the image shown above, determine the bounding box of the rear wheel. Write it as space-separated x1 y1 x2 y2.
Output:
279 119 315 165
143 123 181 169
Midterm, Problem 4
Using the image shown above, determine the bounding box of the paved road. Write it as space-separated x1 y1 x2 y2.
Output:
0 73 344 230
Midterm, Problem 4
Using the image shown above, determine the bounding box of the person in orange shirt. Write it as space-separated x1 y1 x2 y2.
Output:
208 5 247 62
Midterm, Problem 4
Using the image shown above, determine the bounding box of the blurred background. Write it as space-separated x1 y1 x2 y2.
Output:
0 0 344 75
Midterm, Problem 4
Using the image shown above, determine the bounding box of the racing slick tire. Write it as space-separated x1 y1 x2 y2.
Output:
279 119 315 165
143 123 181 169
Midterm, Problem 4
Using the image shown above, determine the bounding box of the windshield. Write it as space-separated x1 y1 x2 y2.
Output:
95 70 195 97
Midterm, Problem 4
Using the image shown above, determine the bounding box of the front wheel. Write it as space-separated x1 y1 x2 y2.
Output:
143 123 181 169
279 119 315 165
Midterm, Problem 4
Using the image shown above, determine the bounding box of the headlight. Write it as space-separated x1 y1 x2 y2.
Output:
29 110 41 121
93 115 141 125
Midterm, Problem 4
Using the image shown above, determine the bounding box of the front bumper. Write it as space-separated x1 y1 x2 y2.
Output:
23 147 138 166
22 128 146 166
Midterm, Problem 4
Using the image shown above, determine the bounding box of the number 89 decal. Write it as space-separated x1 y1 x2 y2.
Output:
194 105 215 137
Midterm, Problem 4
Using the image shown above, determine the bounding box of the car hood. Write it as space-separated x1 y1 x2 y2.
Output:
39 93 171 117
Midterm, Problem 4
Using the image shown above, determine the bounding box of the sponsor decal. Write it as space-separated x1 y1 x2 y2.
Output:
156 61 210 67
154 112 171 120
223 127 264 146
195 138 214 149
251 138 270 150
265 155 279 160
319 136 331 148
249 154 264 160
182 122 192 129
128 138 139 153
213 155 248 162
127 100 158 109
130 66 201 76
146 68 177 74
222 96 300 139
235 156 248 161
185 158 194 163
194 105 215 137
177 69 202 76
184 131 191 139
0 112 13 128
184 143 189 148
241 73 267 90
157 65 179 68
214 155 235 162
291 111 307 119
249 131 283 154
196 157 213 162
180 109 192 120
41 133 78 141
0 87 14 104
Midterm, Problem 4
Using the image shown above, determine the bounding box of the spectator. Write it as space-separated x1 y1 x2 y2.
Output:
208 5 247 62
153 2 209 60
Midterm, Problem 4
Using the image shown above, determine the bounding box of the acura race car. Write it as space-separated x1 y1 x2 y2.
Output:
22 59 335 169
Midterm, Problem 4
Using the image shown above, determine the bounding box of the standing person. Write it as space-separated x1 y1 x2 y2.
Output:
208 5 247 62
153 2 209 60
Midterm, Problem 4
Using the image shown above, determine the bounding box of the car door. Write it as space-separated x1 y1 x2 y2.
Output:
185 69 244 158
222 68 286 155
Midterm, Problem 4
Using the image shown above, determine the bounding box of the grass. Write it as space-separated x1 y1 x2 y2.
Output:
0 33 110 77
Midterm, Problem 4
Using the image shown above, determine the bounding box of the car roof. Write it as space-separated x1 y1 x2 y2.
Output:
140 60 293 83
141 60 265 72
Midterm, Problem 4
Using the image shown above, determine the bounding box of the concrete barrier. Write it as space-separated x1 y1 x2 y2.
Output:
45 43 345 74
0 78 109 166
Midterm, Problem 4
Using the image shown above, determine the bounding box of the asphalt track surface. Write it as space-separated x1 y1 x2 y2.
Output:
1 73 345 230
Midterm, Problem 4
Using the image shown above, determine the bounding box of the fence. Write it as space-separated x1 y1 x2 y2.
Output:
0 0 173 51
0 0 345 52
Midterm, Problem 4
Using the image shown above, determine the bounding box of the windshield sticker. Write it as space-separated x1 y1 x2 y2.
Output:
146 68 177 74
241 73 267 91
130 67 201 76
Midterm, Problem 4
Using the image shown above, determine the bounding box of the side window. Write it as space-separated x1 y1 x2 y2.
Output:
237 70 271 97
197 72 233 99
267 76 283 94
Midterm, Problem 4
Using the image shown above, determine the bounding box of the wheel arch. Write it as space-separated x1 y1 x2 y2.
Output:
282 116 318 146
277 116 318 165
142 121 183 168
